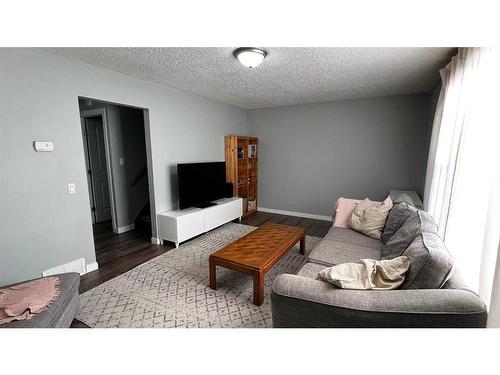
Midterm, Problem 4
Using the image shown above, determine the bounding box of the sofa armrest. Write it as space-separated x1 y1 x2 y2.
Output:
0 273 80 328
271 274 487 328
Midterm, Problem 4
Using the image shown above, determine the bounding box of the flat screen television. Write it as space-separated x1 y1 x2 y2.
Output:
177 162 227 210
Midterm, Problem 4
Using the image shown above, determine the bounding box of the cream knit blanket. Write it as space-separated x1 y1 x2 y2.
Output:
318 256 410 290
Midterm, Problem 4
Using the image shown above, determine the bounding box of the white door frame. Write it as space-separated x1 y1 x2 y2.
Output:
80 108 119 232
142 109 159 243
80 116 96 224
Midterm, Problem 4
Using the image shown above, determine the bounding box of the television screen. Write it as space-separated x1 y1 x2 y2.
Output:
177 162 227 209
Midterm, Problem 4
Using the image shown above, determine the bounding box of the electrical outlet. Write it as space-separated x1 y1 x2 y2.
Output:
68 183 76 194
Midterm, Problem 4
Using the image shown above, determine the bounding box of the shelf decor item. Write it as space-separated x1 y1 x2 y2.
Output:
248 144 257 158
225 135 258 217
248 198 256 211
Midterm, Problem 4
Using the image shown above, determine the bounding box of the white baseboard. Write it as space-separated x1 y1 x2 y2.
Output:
42 258 93 277
151 237 163 245
86 262 99 273
257 207 332 222
113 223 135 234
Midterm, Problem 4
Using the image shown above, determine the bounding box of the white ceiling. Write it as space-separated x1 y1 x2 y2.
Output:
45 47 456 109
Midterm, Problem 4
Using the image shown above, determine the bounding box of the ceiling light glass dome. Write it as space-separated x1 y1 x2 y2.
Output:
233 47 268 68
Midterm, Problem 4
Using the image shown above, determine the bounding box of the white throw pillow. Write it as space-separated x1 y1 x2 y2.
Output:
349 196 393 239
318 256 411 290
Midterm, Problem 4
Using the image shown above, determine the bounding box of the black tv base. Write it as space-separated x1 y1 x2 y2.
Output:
195 202 217 209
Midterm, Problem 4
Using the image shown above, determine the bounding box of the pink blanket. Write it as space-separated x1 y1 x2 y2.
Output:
0 276 60 325
333 197 362 228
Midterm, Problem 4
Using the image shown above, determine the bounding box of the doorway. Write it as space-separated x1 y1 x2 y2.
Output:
80 100 153 234
82 115 112 224
79 98 155 271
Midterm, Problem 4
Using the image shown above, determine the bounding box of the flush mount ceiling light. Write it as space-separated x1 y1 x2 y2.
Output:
233 47 268 68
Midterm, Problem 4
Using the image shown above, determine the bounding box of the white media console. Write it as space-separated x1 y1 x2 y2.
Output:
157 197 243 247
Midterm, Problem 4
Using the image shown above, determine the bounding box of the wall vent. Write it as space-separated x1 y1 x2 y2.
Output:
42 258 87 277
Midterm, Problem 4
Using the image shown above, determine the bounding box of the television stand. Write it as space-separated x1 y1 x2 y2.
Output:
157 197 243 247
195 202 217 209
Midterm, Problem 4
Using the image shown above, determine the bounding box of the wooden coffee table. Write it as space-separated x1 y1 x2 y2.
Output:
209 222 306 306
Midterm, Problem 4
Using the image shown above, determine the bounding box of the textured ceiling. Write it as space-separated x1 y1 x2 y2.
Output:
44 47 455 109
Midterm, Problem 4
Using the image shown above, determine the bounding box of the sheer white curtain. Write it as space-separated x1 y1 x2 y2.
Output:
423 48 500 326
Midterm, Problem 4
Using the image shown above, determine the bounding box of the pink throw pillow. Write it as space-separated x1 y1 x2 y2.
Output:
333 198 362 228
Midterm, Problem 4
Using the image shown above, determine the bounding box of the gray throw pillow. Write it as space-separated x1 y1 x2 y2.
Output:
389 190 424 209
381 203 417 244
381 210 438 260
399 232 454 289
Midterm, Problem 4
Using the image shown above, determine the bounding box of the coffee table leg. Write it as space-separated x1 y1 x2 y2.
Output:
300 235 306 255
253 271 264 306
209 256 217 290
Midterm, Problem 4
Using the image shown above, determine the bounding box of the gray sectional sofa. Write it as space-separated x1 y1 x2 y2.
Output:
271 191 488 328
0 273 80 328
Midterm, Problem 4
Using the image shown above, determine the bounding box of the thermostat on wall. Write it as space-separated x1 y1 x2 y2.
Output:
33 141 54 152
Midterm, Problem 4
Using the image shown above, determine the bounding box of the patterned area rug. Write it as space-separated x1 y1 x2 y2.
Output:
76 223 320 328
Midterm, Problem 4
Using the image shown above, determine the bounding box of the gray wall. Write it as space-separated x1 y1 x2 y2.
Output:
79 99 149 229
247 94 433 218
0 48 246 286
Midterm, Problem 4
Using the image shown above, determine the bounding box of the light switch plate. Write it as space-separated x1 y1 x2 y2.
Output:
68 183 76 194
119 157 125 165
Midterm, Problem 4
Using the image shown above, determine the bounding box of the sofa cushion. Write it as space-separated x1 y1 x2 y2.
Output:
297 262 327 280
400 232 454 289
309 238 382 267
381 210 438 260
350 197 393 239
381 203 417 244
324 227 384 251
0 273 80 328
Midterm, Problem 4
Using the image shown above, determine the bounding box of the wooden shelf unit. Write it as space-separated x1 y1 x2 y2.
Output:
225 135 258 217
